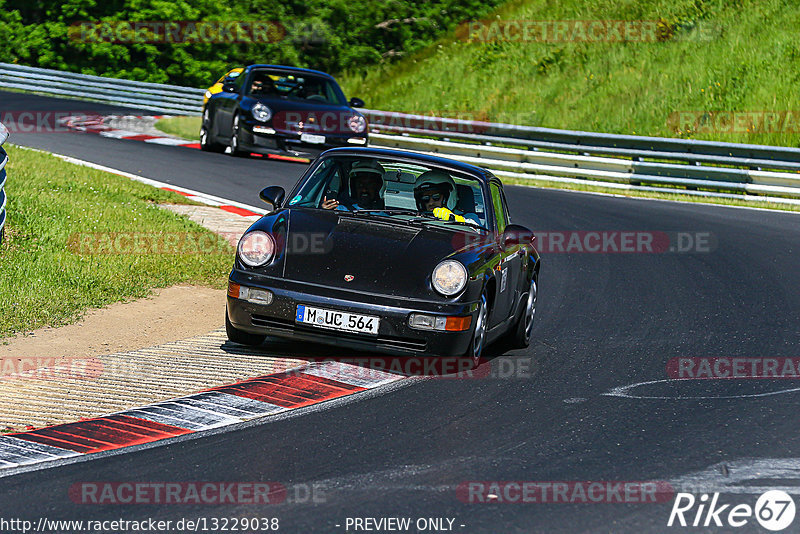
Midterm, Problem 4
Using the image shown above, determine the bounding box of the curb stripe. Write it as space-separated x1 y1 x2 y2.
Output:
10 416 192 453
266 154 311 163
302 361 403 388
61 114 308 159
12 433 101 454
212 373 365 409
0 438 78 466
160 187 191 196
0 437 80 460
181 391 284 417
122 410 210 431
143 137 194 146
0 361 406 474
219 205 260 217
119 134 160 142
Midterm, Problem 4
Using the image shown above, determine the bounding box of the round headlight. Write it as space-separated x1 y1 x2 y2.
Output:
348 114 366 133
432 260 468 296
252 102 272 122
238 231 275 267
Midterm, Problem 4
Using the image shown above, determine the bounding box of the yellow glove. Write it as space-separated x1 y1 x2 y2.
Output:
433 207 465 223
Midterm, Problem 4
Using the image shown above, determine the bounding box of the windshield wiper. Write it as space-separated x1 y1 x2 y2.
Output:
352 209 420 215
441 219 490 231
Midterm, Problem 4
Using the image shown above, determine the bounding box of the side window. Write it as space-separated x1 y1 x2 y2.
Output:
490 183 508 233
232 70 247 90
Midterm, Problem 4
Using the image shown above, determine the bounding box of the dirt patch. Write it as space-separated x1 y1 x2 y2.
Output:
1 285 225 359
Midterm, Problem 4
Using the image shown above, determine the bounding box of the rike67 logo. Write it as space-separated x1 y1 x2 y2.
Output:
668 491 796 531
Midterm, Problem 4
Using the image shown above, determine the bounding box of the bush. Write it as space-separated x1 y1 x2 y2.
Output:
0 0 504 86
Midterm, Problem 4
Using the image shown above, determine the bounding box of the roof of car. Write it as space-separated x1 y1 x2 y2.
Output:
245 64 336 81
318 147 496 182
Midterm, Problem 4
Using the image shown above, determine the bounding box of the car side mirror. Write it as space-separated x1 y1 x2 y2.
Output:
502 224 535 250
349 97 365 108
259 186 285 210
222 83 238 93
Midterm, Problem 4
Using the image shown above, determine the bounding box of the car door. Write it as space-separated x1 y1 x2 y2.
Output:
489 181 520 326
214 70 246 138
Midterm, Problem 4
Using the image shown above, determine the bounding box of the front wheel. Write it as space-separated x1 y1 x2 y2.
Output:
507 275 537 349
464 292 488 366
228 114 247 157
225 310 265 346
200 108 225 152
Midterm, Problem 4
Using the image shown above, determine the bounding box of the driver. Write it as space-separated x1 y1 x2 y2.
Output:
413 170 479 225
250 76 276 96
322 160 386 210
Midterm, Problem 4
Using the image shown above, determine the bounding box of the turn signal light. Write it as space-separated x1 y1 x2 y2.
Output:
227 281 241 298
409 314 472 332
445 316 472 332
227 282 274 305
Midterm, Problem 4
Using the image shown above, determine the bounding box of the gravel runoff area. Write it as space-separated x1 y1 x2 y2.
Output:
0 204 286 430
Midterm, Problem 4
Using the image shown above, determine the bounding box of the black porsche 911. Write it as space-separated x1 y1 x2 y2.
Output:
225 147 540 363
200 64 368 158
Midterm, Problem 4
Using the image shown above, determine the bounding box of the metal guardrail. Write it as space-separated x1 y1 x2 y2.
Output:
363 110 800 202
0 63 204 115
1 63 799 202
1 120 8 241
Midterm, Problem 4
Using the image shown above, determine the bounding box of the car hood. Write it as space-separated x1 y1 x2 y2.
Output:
272 209 466 296
252 98 354 113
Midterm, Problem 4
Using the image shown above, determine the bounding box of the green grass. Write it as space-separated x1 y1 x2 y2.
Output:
156 116 201 141
339 0 800 147
0 145 233 338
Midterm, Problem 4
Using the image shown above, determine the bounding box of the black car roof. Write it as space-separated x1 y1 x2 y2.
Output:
245 64 336 81
318 147 496 182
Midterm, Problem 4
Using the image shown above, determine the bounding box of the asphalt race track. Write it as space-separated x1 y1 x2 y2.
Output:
3 91 800 532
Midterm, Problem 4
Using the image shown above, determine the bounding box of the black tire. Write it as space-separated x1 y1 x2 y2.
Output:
225 311 265 347
200 108 225 153
464 292 489 366
507 274 537 349
228 114 248 157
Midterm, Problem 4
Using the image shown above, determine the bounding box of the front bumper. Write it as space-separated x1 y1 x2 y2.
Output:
227 272 477 357
240 120 368 157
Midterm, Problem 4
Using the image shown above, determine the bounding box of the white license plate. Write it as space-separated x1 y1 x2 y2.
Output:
300 133 325 144
296 305 379 335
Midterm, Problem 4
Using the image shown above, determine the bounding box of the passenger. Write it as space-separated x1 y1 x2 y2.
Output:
413 170 480 225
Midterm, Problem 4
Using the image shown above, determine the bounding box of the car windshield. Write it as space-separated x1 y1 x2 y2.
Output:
287 155 489 230
246 69 346 106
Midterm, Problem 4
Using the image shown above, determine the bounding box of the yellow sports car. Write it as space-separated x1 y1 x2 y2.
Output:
204 68 244 104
